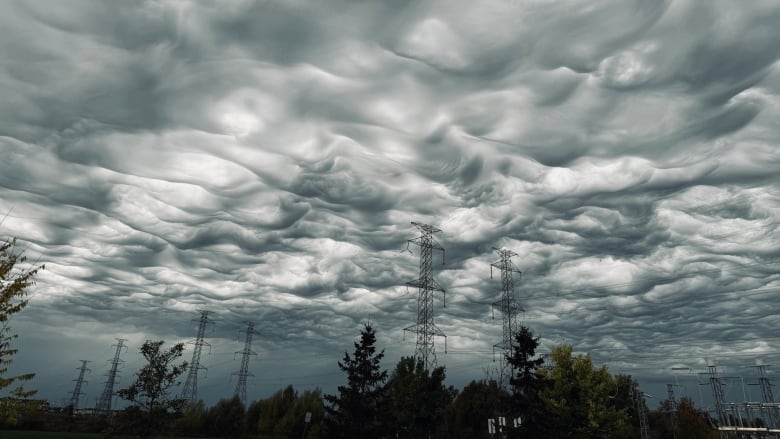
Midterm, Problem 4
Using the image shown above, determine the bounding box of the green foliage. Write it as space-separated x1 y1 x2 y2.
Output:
385 356 456 439
173 399 206 436
443 379 506 439
650 396 721 439
243 385 323 438
116 340 188 439
538 345 634 439
257 385 297 436
1 238 44 426
323 323 387 438
206 395 245 438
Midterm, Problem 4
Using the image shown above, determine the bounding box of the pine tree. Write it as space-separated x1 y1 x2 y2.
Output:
505 325 549 438
323 323 388 438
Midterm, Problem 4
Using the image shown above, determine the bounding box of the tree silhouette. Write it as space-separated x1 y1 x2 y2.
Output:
324 323 388 438
505 325 550 438
117 340 188 439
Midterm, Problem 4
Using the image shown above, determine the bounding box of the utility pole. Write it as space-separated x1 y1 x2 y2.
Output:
490 247 521 388
232 321 258 406
96 339 127 412
181 310 214 403
403 221 446 371
68 360 91 410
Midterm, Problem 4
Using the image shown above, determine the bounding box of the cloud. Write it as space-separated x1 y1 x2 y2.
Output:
2 0 780 407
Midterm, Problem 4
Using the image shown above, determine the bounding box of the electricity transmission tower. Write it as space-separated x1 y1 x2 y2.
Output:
490 247 522 388
232 321 258 406
636 390 652 439
96 339 127 412
180 310 214 403
68 360 91 410
403 221 446 371
752 359 776 429
666 384 680 439
701 360 728 438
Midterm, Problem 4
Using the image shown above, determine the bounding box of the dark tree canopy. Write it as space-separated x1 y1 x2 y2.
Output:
505 325 550 438
324 323 388 438
385 356 455 439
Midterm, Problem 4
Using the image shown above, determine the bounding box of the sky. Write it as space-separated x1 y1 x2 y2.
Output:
2 0 780 412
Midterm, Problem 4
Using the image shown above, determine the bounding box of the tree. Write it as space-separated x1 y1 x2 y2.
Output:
1 237 44 426
116 340 188 439
538 345 633 439
323 323 388 438
650 396 720 439
206 395 245 438
385 356 456 439
444 379 507 439
505 325 550 438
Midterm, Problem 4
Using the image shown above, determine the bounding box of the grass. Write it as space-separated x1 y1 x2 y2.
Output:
2 432 211 439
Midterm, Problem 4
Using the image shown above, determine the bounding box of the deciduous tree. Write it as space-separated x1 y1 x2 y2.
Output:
116 340 188 439
0 237 44 426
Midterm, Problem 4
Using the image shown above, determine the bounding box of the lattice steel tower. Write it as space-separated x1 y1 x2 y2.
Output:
68 360 91 410
96 339 127 412
404 221 446 371
490 247 522 387
753 359 776 429
180 310 214 403
636 390 652 439
232 321 258 406
701 360 727 433
666 384 680 439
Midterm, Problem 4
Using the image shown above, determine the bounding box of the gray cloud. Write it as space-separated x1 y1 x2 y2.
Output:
2 0 780 409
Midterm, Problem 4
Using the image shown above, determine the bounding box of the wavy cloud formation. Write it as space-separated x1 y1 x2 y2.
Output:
2 0 779 407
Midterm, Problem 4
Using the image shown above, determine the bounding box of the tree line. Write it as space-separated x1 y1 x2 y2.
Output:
2 236 727 438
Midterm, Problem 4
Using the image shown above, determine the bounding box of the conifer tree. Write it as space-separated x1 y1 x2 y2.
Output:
505 325 549 438
323 323 388 438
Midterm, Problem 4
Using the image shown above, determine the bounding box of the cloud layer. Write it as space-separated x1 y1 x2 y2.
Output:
2 0 780 407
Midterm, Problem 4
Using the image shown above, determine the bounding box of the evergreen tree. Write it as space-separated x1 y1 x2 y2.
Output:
323 323 388 438
505 325 550 438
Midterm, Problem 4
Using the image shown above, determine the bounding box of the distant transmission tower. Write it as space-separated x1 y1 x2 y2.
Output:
666 384 680 439
637 391 652 439
96 339 127 412
752 359 776 429
701 360 727 433
403 221 446 371
180 310 214 403
490 247 522 387
68 360 91 410
232 322 258 406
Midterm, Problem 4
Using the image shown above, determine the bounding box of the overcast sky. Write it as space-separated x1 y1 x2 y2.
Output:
2 0 780 411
